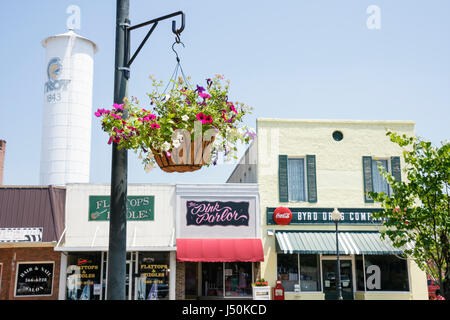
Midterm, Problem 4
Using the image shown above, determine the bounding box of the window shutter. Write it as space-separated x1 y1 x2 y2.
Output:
278 155 289 202
306 155 318 203
363 156 374 203
391 156 402 182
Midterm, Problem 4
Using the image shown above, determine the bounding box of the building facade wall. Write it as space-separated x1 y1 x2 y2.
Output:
0 245 61 300
232 118 428 300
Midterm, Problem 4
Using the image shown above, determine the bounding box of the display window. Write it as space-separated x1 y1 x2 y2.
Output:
136 252 170 300
277 254 321 292
363 255 409 291
65 251 170 300
66 253 102 300
198 262 254 298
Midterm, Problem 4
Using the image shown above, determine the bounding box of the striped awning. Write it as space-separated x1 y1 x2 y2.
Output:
275 231 409 255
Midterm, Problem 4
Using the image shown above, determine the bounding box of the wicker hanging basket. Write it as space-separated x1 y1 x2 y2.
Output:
152 136 215 173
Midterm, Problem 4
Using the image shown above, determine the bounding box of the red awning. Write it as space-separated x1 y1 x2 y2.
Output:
176 238 264 262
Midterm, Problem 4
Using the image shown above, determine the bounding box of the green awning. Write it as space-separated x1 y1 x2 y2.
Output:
275 231 409 255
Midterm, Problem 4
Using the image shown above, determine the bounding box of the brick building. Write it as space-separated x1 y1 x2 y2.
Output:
0 186 66 300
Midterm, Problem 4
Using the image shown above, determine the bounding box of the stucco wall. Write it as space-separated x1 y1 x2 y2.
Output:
252 119 427 300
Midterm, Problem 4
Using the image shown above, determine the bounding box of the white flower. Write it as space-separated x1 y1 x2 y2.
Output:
164 94 170 102
181 114 189 122
162 141 171 151
172 139 181 149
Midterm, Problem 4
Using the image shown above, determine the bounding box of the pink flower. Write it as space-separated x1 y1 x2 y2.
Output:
196 112 206 123
204 115 213 123
95 112 101 117
230 104 238 114
113 103 124 110
108 136 113 145
199 92 211 99
165 151 171 158
151 123 160 129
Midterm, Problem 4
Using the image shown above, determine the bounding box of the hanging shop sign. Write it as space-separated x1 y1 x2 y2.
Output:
15 262 54 296
273 207 292 225
89 195 154 221
186 201 250 226
266 207 386 225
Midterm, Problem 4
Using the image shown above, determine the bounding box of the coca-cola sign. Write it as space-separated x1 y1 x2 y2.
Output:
186 201 249 226
273 207 292 225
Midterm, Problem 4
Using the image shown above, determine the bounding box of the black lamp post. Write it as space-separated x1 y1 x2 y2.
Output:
107 0 185 300
331 208 343 300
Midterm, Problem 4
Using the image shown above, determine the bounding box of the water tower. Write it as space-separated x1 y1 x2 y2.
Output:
40 29 98 185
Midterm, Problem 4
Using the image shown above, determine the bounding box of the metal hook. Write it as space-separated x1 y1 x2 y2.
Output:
172 41 185 63
172 12 185 39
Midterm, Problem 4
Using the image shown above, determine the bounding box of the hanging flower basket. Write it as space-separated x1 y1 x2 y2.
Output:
95 74 256 173
152 135 215 173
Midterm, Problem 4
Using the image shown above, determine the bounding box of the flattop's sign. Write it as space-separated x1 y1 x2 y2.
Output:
186 201 250 226
89 195 154 221
267 207 386 225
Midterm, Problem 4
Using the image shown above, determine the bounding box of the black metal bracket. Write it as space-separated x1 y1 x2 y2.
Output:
120 11 185 79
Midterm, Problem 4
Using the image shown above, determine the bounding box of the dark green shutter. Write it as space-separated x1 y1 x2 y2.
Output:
391 156 402 182
278 155 289 202
306 155 317 203
363 156 374 203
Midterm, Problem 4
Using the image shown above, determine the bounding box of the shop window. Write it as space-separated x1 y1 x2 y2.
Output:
66 253 102 300
136 252 170 300
277 254 321 292
225 262 252 297
299 255 321 291
277 254 299 292
364 255 409 291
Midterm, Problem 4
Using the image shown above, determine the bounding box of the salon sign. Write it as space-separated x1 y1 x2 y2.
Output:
186 201 250 226
89 195 154 221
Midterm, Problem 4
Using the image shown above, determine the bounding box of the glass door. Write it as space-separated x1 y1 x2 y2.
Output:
322 259 353 300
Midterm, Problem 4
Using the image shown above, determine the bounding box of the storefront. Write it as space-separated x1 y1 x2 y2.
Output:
175 184 263 300
56 184 176 300
270 207 414 300
226 118 429 300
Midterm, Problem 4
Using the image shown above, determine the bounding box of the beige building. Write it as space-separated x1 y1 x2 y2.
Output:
228 118 429 300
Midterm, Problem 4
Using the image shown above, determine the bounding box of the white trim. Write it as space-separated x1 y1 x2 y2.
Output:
276 232 288 254
344 233 360 255
337 233 350 255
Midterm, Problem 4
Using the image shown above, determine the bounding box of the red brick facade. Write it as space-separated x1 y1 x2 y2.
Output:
0 245 61 300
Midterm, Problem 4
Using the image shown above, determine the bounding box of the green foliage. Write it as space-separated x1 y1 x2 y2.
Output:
368 131 450 297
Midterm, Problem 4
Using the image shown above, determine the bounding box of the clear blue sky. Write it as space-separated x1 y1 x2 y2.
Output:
1 0 449 185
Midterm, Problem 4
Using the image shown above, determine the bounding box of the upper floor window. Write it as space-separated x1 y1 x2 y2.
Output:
287 158 306 202
363 156 401 203
279 155 317 203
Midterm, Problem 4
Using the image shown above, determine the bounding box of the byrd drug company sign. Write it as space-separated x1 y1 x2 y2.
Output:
267 208 386 225
89 195 154 221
